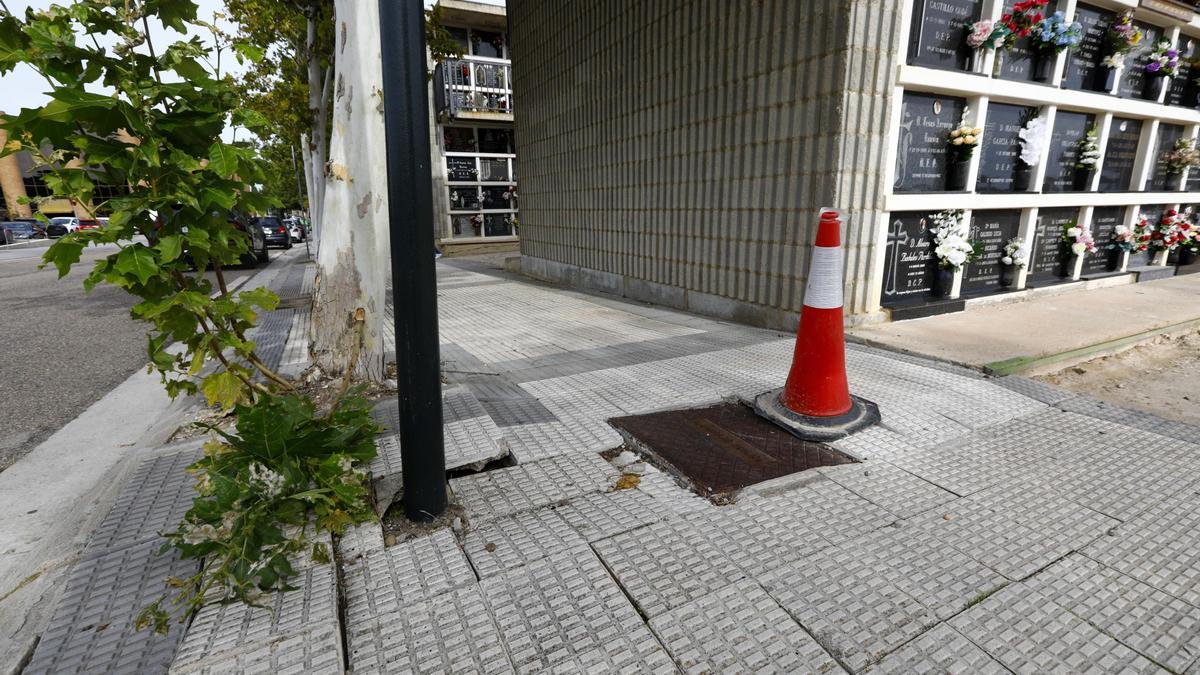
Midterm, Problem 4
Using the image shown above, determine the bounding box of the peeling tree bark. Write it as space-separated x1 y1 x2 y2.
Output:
309 0 390 382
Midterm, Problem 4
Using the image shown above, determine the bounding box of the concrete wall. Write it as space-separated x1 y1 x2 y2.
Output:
506 0 901 327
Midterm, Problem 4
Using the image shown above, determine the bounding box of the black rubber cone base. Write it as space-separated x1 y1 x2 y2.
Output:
753 388 881 442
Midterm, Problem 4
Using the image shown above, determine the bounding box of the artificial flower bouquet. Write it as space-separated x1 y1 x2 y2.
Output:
1061 222 1097 257
1104 11 1142 59
1033 12 1082 53
1150 210 1188 251
1002 237 1029 267
1075 128 1100 168
999 0 1049 44
1162 138 1200 175
929 210 982 270
1145 40 1180 77
965 19 1011 51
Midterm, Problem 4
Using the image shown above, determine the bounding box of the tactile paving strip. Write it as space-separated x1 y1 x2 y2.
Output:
648 579 845 674
592 517 746 618
462 508 589 578
948 584 1161 674
477 397 559 427
760 545 938 673
341 529 476 626
81 445 203 561
756 476 898 545
347 585 514 675
336 521 386 564
250 308 295 374
23 540 198 675
1057 396 1200 445
552 488 666 542
686 496 834 577
1027 555 1200 673
171 622 342 675
171 563 338 672
479 548 676 673
864 623 1009 674
448 453 618 522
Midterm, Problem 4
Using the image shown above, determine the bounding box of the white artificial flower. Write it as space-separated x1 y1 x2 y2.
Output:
1071 242 1087 255
947 249 968 266
1066 227 1081 238
1115 225 1129 235
1001 256 1013 265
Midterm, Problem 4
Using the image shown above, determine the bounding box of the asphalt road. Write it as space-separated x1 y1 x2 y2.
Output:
0 241 274 471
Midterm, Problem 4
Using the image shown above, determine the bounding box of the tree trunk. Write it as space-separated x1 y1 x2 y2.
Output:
299 133 317 240
305 8 331 236
309 0 391 382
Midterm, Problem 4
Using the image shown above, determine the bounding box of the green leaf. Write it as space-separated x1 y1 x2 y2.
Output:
233 42 266 64
208 142 239 178
158 235 183 263
114 245 159 285
42 238 84 278
200 371 244 411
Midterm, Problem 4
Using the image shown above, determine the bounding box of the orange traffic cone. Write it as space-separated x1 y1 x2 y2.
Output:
754 209 879 441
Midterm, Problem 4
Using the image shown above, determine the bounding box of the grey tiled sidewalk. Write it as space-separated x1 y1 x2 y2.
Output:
34 256 1200 673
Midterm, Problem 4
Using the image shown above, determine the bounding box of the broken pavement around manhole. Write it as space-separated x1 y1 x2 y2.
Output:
25 256 1200 674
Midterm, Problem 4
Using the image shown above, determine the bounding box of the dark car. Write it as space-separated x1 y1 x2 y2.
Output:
232 213 270 266
1 221 46 243
255 216 292 250
45 220 69 237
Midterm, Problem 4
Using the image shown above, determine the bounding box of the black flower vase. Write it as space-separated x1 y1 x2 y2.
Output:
932 267 955 298
1165 171 1182 191
1013 162 1033 192
1181 248 1197 265
1143 74 1167 102
1072 167 1095 192
1060 252 1078 278
1033 50 1055 83
999 264 1014 287
946 159 970 191
1092 64 1118 93
1107 247 1122 271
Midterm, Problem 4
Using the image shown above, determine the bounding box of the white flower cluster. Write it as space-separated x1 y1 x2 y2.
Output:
1077 129 1101 167
929 210 975 270
1064 225 1096 255
1018 115 1047 167
248 462 286 499
1002 237 1029 268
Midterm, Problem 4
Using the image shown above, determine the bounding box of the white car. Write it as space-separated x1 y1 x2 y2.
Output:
287 221 306 242
50 217 79 232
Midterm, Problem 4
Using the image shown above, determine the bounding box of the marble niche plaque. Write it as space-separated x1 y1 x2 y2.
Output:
1027 207 1078 284
1117 22 1163 99
1043 111 1094 193
894 93 967 193
1150 123 1184 191
880 211 938 306
1098 117 1142 192
908 0 984 71
1062 4 1113 92
1130 205 1162 267
962 209 1021 293
1081 206 1124 275
976 103 1029 193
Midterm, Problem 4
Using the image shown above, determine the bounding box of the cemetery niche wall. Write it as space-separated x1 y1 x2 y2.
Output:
880 0 1200 316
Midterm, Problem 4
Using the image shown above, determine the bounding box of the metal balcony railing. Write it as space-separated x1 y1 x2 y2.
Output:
435 58 513 116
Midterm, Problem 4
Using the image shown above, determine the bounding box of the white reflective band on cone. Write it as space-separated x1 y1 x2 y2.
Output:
803 245 843 309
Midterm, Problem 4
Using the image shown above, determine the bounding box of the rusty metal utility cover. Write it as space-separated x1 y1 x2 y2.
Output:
610 402 854 498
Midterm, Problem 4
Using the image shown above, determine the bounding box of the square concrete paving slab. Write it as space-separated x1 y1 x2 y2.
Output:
80 445 202 561
1027 555 1200 673
829 425 921 461
171 622 342 675
885 435 1048 498
862 623 1010 674
966 481 1119 552
819 461 957 519
993 375 1077 405
448 453 618 522
461 507 589 578
635 469 718 516
336 521 387 564
593 516 747 618
478 548 676 673
948 584 1163 674
341 529 476 627
551 488 666 542
1083 490 1200 607
347 585 514 675
847 524 1008 621
22 539 198 675
1056 396 1200 445
170 563 338 673
685 497 833 577
759 545 938 673
754 477 898 546
648 579 845 674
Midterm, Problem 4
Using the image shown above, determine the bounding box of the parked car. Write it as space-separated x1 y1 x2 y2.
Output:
50 216 79 233
255 216 292 249
74 219 101 232
1 221 47 243
231 213 270 266
286 219 306 242
45 220 69 238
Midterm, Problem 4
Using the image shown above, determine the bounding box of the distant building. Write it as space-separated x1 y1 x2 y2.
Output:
429 0 519 256
0 120 126 220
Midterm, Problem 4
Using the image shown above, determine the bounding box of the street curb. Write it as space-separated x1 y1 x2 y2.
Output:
843 333 986 373
982 316 1200 376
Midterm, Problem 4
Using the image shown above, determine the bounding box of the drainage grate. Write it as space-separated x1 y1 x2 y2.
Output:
610 402 854 498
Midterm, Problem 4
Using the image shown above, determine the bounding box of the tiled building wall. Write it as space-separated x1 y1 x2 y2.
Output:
507 0 901 326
